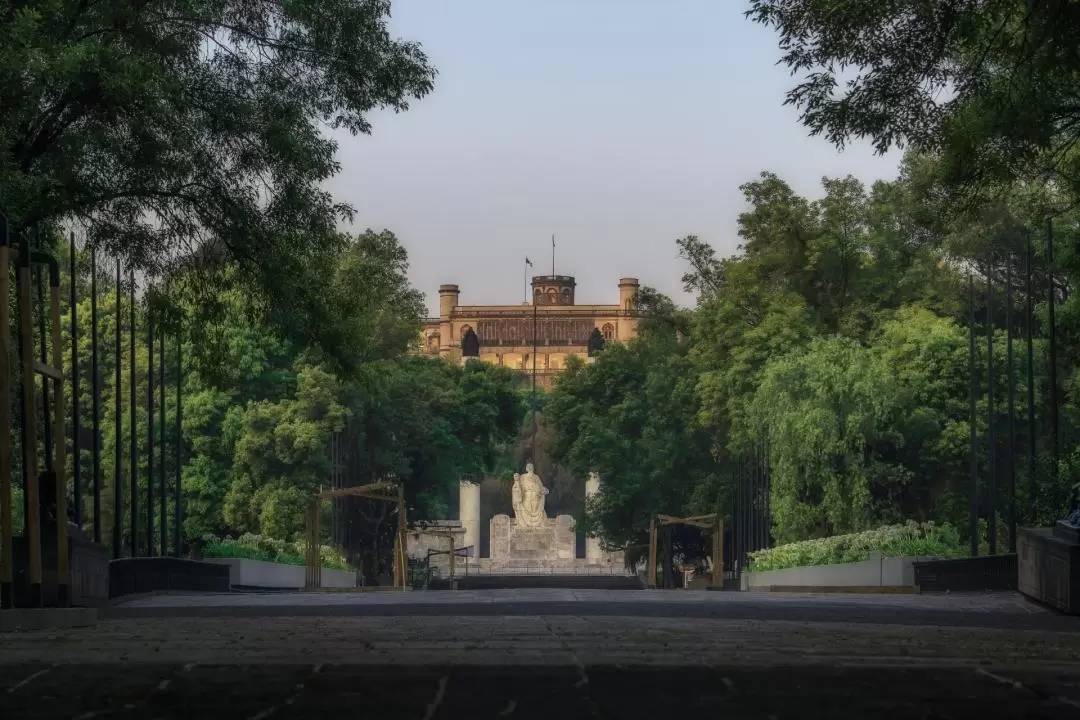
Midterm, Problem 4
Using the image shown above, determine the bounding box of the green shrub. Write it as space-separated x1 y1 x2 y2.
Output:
747 521 964 572
201 533 352 571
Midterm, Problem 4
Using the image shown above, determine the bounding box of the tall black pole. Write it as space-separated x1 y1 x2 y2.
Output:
90 250 101 544
1046 217 1059 507
36 264 53 472
741 459 747 569
159 323 166 556
147 300 154 555
113 258 122 558
968 272 979 557
531 292 537 462
70 231 81 527
129 271 137 557
764 435 771 549
753 446 761 552
734 460 742 571
174 319 182 556
987 264 997 555
1006 254 1017 553
1026 234 1037 524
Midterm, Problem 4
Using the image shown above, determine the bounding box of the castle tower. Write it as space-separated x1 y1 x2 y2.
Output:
617 277 639 341
531 275 576 306
439 284 460 358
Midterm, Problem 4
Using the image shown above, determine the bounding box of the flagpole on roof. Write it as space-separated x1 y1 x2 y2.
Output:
552 234 555 276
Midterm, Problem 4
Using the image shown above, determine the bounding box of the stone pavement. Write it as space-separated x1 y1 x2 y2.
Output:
5 663 1080 719
4 590 1080 717
105 588 1072 630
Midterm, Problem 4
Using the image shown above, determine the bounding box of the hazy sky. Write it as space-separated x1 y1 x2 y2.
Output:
325 1 902 317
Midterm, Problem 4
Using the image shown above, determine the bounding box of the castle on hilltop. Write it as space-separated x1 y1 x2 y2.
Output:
419 275 641 388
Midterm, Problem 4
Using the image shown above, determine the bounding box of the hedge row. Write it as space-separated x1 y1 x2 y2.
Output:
201 533 352 571
747 521 964 572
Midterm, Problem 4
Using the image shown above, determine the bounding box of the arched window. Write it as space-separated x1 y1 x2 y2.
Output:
461 326 480 357
587 328 605 358
601 323 615 341
534 288 543 304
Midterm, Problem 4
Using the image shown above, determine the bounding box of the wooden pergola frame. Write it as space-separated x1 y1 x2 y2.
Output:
304 480 406 590
646 513 724 590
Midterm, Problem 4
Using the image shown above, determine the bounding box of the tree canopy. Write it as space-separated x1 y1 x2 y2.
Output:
2 0 435 363
745 0 1080 202
544 151 1070 559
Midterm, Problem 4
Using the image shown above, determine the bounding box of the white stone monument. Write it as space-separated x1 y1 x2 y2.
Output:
489 463 575 568
458 480 480 557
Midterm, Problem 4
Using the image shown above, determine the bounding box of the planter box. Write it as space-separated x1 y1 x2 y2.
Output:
205 557 357 589
741 552 919 591
109 557 231 598
914 553 1017 592
1018 527 1080 615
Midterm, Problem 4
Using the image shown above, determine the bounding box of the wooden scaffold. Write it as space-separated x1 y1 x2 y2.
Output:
646 513 724 590
304 480 407 590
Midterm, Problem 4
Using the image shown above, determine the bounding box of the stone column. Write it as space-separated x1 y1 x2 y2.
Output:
458 480 480 557
585 472 602 563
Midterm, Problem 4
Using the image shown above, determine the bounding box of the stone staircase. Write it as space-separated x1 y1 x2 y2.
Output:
432 573 644 591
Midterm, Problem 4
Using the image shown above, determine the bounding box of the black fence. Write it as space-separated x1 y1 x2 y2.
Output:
913 554 1018 592
728 445 772 581
2 223 188 610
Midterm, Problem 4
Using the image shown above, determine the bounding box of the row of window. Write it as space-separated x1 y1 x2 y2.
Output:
424 323 615 352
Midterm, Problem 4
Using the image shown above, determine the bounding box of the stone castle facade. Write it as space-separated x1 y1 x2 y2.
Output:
420 275 641 388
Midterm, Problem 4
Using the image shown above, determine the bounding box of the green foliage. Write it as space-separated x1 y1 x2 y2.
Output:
748 522 964 572
1 0 434 366
201 533 350 571
745 0 1080 201
546 295 717 556
336 357 526 579
4 225 526 565
545 152 1069 559
750 336 904 542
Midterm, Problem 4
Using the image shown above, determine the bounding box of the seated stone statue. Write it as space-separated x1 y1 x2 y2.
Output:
511 463 549 528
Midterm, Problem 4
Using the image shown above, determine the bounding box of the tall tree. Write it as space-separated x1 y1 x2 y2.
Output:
746 0 1080 201
0 0 435 362
546 289 717 561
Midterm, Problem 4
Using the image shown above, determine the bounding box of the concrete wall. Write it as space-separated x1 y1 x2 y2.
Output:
206 558 357 589
407 522 466 573
741 552 918 590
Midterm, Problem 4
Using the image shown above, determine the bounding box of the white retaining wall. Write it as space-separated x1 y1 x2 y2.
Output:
740 552 919 590
205 558 357 589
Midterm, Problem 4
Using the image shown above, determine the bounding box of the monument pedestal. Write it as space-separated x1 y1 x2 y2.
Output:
1018 525 1080 615
490 514 575 568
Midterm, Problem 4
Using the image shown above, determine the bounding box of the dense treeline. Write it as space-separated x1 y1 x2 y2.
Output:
548 154 1074 554
548 0 1080 556
6 229 526 562
1 0 532 571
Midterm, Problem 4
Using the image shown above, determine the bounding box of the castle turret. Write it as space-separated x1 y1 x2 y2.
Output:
618 277 639 341
531 275 576 306
439 284 459 357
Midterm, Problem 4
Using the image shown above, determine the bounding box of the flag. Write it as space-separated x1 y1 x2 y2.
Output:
552 234 555 247
525 257 533 267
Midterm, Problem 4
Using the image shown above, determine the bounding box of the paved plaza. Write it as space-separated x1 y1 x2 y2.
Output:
4 590 1080 717
105 587 1070 630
